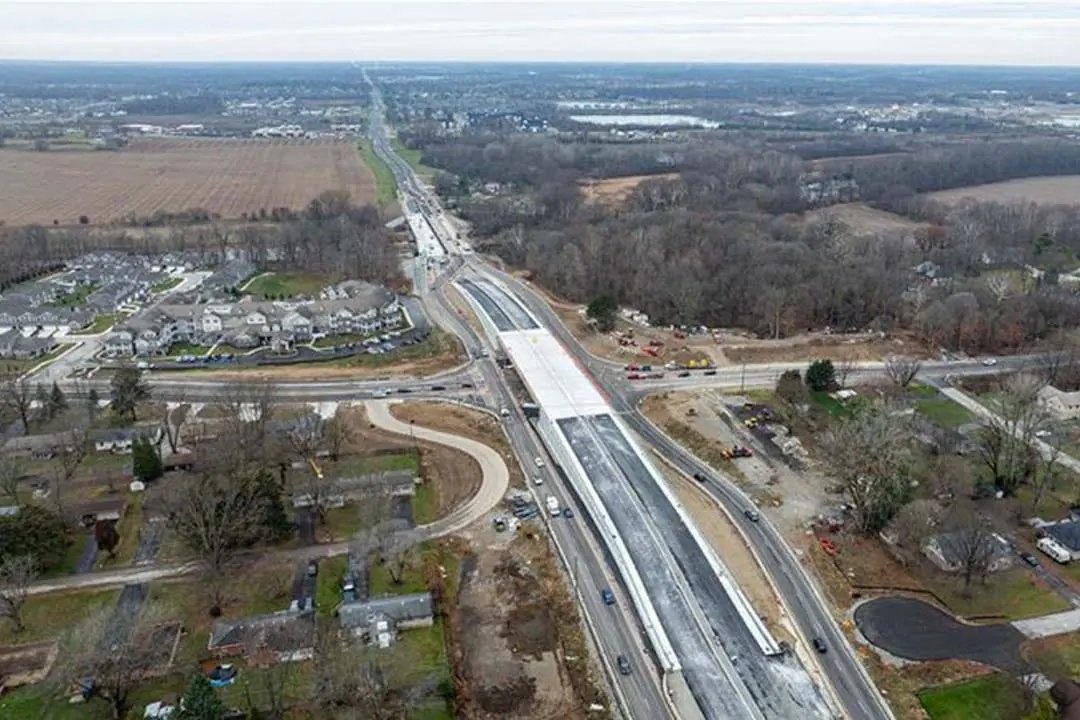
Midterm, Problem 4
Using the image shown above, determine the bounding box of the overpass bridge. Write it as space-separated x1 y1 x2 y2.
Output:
455 274 831 719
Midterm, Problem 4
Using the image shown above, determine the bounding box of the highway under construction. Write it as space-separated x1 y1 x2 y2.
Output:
456 274 833 720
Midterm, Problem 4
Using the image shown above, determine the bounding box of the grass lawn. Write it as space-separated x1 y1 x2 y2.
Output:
391 137 437 180
315 555 348 617
918 673 1054 720
164 342 207 358
328 452 419 476
917 395 974 429
927 569 1070 621
810 391 851 416
0 345 71 376
907 383 939 399
94 493 145 570
412 482 437 525
359 139 398 207
244 272 331 299
69 314 118 335
150 277 183 293
0 588 120 645
320 329 462 370
50 283 96 308
312 331 377 349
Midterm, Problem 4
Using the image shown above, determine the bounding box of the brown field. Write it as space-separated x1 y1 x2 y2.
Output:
808 202 926 236
0 137 374 226
927 175 1080 206
579 172 679 205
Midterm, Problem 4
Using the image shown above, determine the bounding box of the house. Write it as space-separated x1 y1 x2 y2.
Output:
338 592 434 647
1045 520 1080 561
0 333 58 360
107 287 403 357
74 497 128 527
208 610 315 662
1 432 76 459
922 530 1014 574
92 425 163 454
1039 385 1080 421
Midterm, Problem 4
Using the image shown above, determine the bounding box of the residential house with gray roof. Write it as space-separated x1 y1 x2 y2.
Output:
105 285 402 357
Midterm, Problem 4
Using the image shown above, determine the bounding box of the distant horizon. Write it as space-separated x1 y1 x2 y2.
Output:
2 58 1080 71
4 1 1080 66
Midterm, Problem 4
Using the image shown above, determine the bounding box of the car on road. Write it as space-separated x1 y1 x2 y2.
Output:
616 655 632 675
430 385 445 391
563 507 574 519
601 588 616 605
533 475 544 486
703 369 717 376
982 358 998 366
397 388 412 394
677 371 690 378
461 382 474 389
693 472 708 483
812 637 827 653
534 457 545 468
1021 552 1039 567
743 508 761 522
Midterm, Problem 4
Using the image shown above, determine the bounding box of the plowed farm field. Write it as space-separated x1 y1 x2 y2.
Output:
0 138 375 226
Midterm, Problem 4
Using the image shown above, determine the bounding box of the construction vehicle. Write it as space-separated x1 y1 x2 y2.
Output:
308 457 324 480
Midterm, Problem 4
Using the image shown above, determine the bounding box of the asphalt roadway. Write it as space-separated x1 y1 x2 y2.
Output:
488 267 893 720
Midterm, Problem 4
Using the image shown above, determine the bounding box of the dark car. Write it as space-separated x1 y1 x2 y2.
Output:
397 388 412 394
744 508 761 522
704 369 717 376
1021 552 1039 567
616 655 632 675
461 382 474 389
693 472 707 483
812 637 827 653
677 371 690 378
563 507 575 519
431 385 446 391
601 588 616 605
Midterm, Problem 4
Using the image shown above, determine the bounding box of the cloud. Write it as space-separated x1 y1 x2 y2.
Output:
1 1 1078 64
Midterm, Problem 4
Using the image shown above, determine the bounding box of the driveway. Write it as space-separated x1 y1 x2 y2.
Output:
854 597 1032 674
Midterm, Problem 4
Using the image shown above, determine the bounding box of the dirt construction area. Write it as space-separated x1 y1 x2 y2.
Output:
452 515 600 720
0 138 375 227
641 389 836 533
391 402 528 490
579 173 680 206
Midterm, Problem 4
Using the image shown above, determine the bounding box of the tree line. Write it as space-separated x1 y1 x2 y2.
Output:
0 190 404 290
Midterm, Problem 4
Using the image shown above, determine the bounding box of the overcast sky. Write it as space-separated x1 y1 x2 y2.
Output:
3 0 1079 66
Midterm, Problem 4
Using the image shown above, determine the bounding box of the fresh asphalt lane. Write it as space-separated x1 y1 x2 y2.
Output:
491 268 892 720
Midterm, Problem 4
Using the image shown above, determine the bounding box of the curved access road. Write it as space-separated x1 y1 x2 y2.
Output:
365 399 509 537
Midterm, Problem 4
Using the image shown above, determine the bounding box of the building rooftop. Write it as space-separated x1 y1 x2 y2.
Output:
1046 520 1080 552
338 592 433 629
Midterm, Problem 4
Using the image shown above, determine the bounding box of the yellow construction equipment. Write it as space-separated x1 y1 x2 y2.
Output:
307 457 324 480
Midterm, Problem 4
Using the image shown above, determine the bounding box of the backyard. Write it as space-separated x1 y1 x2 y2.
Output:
919 674 1055 720
244 272 333 299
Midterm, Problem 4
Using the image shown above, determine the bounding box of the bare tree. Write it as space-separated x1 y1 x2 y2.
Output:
241 617 314 720
159 466 265 614
222 380 281 467
161 398 192 455
835 353 857 390
0 555 37 635
313 626 413 720
379 532 417 586
54 602 172 720
943 502 999 592
2 374 34 434
819 401 916 535
48 425 89 523
0 455 28 505
883 356 922 389
887 499 943 564
1029 441 1063 516
325 412 354 462
975 374 1047 496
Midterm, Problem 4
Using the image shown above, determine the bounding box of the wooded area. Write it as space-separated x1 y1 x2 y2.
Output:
415 131 1080 351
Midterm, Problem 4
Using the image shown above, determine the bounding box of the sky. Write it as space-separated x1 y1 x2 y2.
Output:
2 0 1080 66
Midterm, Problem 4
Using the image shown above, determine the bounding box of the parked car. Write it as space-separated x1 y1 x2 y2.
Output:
533 475 544 486
1021 552 1039 567
617 655 632 675
812 637 827 653
461 382 474 389
601 588 616 605
982 358 998 366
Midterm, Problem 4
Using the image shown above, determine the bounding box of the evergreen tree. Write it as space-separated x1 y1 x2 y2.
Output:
48 382 68 418
255 471 292 541
805 359 837 393
131 437 163 483
176 673 226 720
86 388 100 423
110 367 150 423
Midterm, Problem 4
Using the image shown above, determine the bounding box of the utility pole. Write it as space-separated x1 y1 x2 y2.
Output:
740 363 746 394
